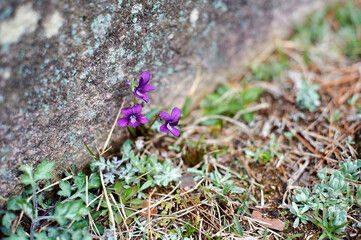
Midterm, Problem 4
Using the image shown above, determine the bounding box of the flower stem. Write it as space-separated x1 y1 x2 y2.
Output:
30 186 38 240
146 113 160 136
133 95 136 106
148 113 160 129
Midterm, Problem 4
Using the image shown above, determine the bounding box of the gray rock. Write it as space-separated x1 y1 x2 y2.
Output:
0 0 330 198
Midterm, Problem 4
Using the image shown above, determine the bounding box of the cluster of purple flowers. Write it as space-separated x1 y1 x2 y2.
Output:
118 71 181 137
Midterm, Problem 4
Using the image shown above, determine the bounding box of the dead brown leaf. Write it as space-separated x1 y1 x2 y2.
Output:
251 210 285 231
140 200 157 216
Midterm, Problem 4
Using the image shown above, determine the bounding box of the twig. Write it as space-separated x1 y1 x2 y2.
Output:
110 193 129 232
99 171 117 240
95 99 126 240
101 99 125 155
147 188 157 240
194 115 251 135
87 192 103 208
280 163 288 183
233 102 270 120
189 64 202 97
235 151 256 179
126 180 193 219
294 133 338 167
181 188 221 230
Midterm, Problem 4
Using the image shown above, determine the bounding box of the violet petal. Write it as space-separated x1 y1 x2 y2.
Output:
128 121 140 128
132 104 142 115
140 84 155 93
138 71 150 87
167 123 180 137
140 94 149 103
159 111 171 122
137 115 149 124
170 107 181 122
160 123 169 133
121 107 133 117
133 89 150 103
118 117 130 127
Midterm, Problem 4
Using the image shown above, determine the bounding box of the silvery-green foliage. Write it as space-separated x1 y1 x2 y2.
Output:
327 206 347 229
187 163 209 181
153 160 182 187
92 141 181 189
91 156 124 184
118 163 139 185
101 228 115 240
290 202 309 228
188 164 244 194
291 158 361 236
161 225 192 240
339 157 361 181
295 80 320 112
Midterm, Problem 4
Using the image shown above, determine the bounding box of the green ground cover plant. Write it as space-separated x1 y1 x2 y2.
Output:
291 157 361 239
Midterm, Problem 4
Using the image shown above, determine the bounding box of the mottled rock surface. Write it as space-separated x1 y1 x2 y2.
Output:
0 0 330 198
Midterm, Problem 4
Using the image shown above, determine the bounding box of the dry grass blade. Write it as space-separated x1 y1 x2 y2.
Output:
101 99 125 156
99 171 117 240
147 188 157 240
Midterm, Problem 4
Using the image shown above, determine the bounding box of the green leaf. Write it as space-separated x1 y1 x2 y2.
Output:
62 229 92 240
90 157 107 172
242 112 254 123
34 160 55 182
289 233 304 239
181 96 192 120
16 199 33 220
34 231 49 240
145 107 162 120
70 220 88 230
45 228 60 238
4 228 28 240
348 94 359 105
129 198 144 205
90 211 101 220
125 209 135 217
123 186 138 202
7 196 22 211
54 200 89 225
57 179 72 197
114 213 123 224
85 193 98 208
19 165 35 186
84 143 96 157
74 171 86 190
140 181 153 191
114 181 124 195
200 119 222 127
233 214 243 236
127 126 136 135
95 223 104 235
239 87 263 104
1 212 16 235
88 174 101 190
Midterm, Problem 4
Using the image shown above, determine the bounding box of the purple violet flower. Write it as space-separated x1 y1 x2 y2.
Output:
159 107 181 137
118 104 148 128
133 71 155 103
